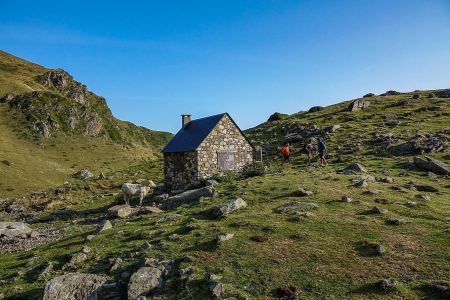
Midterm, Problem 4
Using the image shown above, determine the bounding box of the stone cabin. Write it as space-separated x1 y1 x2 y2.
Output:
162 113 254 190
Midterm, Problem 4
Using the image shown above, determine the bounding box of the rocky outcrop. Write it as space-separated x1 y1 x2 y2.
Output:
85 112 103 136
436 89 450 98
0 93 14 103
0 222 33 238
308 106 323 112
414 156 450 175
161 186 217 210
380 90 401 96
267 112 287 122
348 99 370 111
342 163 367 173
390 134 448 155
73 169 94 179
42 273 107 300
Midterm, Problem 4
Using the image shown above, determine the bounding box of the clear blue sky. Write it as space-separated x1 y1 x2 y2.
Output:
1 0 449 133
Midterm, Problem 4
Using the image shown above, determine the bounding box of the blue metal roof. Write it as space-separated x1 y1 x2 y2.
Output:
162 113 226 153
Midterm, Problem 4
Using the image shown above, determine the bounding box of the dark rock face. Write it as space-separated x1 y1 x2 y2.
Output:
414 156 450 175
380 90 401 96
348 99 370 111
436 89 450 98
267 112 287 122
363 93 375 98
308 106 323 113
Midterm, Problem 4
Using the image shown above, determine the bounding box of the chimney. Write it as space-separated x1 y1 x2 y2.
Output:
181 114 191 128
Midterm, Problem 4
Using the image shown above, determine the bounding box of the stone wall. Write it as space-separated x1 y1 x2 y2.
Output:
163 151 198 190
197 114 253 178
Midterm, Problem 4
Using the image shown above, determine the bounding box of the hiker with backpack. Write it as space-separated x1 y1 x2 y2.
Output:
317 137 328 166
304 138 313 164
281 142 291 162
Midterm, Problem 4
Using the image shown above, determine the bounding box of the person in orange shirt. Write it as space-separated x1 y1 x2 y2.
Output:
281 142 291 162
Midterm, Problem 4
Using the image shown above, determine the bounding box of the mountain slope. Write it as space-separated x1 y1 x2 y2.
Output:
0 50 171 197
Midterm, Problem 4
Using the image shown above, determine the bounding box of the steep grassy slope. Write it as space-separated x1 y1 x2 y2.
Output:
0 51 171 197
0 89 448 299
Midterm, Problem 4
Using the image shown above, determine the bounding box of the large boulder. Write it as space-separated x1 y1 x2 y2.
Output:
127 267 163 300
348 99 370 111
211 197 247 219
414 156 450 175
107 205 132 218
42 273 107 300
161 186 217 210
0 222 32 238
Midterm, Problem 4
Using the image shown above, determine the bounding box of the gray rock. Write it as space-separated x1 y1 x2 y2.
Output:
341 196 352 203
211 197 247 219
376 176 394 183
153 193 169 203
392 185 409 193
73 169 94 179
42 273 106 300
414 184 439 193
0 222 32 238
343 163 367 173
217 233 235 244
127 267 163 300
107 205 132 218
406 201 418 207
387 219 407 226
354 180 368 188
95 220 112 234
161 186 217 210
297 188 314 196
378 278 396 291
348 99 370 111
275 202 319 214
365 189 382 195
414 156 450 175
206 179 219 186
209 282 224 298
416 194 431 201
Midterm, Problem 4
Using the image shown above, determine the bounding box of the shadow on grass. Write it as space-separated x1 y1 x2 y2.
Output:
5 287 43 300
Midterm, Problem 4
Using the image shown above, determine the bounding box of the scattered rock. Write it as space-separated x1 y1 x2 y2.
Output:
98 172 106 179
42 273 107 300
209 282 224 298
414 156 450 175
369 206 388 214
217 233 235 244
73 169 94 179
358 241 385 256
323 124 341 133
414 184 439 193
250 235 268 242
107 205 132 218
211 197 247 219
392 185 409 193
378 278 397 292
343 163 367 173
0 222 32 238
416 194 431 201
406 201 418 207
0 93 14 103
374 198 392 204
127 267 163 300
297 188 314 197
161 186 217 210
354 180 368 188
274 202 319 214
386 219 407 226
392 135 449 155
376 177 394 183
365 189 382 195
95 220 112 234
341 196 352 203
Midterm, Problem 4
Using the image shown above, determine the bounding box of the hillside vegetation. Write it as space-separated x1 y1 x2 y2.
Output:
0 51 449 300
0 50 171 197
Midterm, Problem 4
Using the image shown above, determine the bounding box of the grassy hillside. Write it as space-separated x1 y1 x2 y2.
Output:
0 50 171 197
0 88 448 299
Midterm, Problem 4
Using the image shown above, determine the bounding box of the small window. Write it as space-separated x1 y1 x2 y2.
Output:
218 152 235 171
